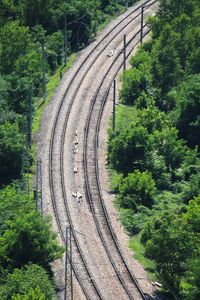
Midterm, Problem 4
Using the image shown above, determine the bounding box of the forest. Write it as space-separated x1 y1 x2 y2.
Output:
0 0 132 298
108 0 200 298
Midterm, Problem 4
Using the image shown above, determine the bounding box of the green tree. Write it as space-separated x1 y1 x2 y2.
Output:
0 121 23 187
118 170 156 210
120 62 152 105
0 211 64 275
46 31 64 67
23 0 55 29
158 0 198 21
0 264 56 300
179 196 200 298
133 106 171 134
142 196 200 294
12 287 46 300
174 74 200 148
148 127 187 173
0 184 34 234
143 151 171 190
0 75 16 124
144 214 191 291
0 21 31 74
108 125 148 174
119 208 148 235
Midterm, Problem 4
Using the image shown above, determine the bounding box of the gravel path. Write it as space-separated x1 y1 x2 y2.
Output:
36 1 161 299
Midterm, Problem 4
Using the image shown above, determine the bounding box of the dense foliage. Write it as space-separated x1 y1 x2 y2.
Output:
0 264 56 299
108 0 200 298
0 184 64 299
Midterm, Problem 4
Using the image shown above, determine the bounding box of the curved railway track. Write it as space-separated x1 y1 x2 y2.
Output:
83 22 153 300
46 1 158 299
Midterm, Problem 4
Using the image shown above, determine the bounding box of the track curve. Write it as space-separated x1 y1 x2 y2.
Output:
39 1 159 299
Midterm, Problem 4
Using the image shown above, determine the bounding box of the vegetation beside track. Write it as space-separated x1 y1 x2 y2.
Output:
0 0 138 297
108 0 200 298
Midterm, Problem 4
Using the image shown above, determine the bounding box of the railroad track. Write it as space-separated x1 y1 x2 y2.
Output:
46 1 158 299
83 21 153 300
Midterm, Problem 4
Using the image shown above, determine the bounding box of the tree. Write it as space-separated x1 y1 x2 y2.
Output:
108 125 149 174
120 61 153 105
158 0 198 21
11 287 46 300
175 74 200 148
142 196 200 294
133 106 171 134
143 151 172 190
0 121 23 187
119 208 148 235
118 170 156 210
46 31 64 67
0 211 64 275
0 264 56 300
23 0 55 29
0 21 31 74
0 184 34 235
0 76 16 124
148 127 187 173
143 214 191 291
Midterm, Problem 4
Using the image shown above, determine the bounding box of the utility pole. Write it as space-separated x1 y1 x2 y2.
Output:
64 12 68 65
42 43 46 102
126 0 128 10
94 0 97 36
21 113 29 193
36 159 39 211
34 189 37 211
64 227 69 300
36 159 43 215
40 159 43 215
21 114 25 190
140 6 144 44
123 34 126 79
28 86 32 147
113 80 116 132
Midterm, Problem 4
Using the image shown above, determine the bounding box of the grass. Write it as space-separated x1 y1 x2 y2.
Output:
29 53 76 176
107 105 137 193
129 234 157 281
108 168 123 192
115 104 137 131
32 53 76 135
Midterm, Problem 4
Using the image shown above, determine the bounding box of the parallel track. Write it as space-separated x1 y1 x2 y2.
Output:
48 1 158 299
83 21 153 300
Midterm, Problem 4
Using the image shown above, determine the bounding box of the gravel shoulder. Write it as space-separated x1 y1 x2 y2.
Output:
36 2 161 299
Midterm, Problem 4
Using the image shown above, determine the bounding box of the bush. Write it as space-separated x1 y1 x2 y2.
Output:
120 61 153 105
118 170 157 210
0 211 64 275
108 125 148 174
174 74 200 148
0 264 56 300
119 208 148 235
0 121 23 187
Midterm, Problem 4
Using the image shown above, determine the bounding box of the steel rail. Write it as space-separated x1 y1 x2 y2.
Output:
49 1 156 299
95 27 153 300
83 22 152 300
